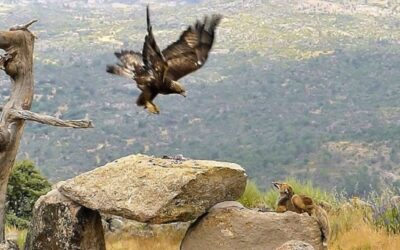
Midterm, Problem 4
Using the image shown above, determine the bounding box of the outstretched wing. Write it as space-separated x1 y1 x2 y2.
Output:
106 50 145 79
142 5 167 84
162 14 222 81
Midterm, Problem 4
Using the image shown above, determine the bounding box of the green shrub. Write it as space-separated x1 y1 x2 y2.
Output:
238 181 269 208
6 160 51 228
5 212 30 229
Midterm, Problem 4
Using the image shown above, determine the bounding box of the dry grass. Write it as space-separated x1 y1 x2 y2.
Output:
329 207 400 250
105 230 184 250
6 210 400 250
331 225 400 250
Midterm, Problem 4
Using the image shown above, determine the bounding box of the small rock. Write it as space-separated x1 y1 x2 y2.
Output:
108 217 124 232
275 240 315 250
0 240 19 250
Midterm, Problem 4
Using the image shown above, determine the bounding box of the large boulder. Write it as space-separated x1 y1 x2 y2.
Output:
181 201 324 250
58 154 247 223
24 190 105 250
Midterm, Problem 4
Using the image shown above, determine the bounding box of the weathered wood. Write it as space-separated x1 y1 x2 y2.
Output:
9 20 38 31
9 109 93 128
0 20 93 242
0 106 93 128
0 21 36 242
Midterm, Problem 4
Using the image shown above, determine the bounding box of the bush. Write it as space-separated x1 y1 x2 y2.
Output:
343 166 381 197
238 181 271 208
369 188 400 234
6 160 51 228
5 212 30 229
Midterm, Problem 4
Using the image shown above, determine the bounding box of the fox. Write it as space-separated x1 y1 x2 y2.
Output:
272 182 330 247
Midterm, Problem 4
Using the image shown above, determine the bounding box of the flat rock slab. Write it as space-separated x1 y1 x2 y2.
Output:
181 201 323 250
58 154 247 223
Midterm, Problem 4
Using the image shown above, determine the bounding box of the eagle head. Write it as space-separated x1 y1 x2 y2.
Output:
170 80 186 97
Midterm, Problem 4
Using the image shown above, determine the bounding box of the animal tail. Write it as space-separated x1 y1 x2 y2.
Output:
313 206 330 248
106 64 135 79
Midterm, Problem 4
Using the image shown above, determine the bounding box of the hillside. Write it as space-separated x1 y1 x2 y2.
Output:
0 0 399 192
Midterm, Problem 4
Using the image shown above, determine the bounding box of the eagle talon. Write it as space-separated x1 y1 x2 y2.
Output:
146 102 160 114
152 103 160 113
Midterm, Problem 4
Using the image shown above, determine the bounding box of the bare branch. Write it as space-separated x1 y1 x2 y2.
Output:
9 20 38 31
8 109 94 128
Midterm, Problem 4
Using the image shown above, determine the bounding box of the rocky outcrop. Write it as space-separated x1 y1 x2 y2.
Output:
58 154 247 223
181 201 324 250
275 240 315 250
24 190 105 250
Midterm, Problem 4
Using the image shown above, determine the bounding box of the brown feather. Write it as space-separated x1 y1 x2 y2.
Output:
162 14 222 81
115 50 144 71
136 87 157 106
142 5 167 82
106 64 134 79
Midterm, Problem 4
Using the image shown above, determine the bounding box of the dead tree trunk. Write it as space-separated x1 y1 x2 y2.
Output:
0 21 93 242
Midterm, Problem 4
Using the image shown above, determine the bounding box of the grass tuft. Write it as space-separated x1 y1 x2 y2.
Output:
5 225 27 249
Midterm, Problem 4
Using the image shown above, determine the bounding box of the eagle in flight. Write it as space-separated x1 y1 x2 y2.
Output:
106 6 222 114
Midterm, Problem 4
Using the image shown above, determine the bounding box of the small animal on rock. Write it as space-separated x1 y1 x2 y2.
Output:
272 182 330 247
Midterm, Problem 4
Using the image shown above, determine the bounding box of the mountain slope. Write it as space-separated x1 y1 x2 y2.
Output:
0 0 399 192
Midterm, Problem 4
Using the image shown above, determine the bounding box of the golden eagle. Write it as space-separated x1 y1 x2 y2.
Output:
106 6 222 114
